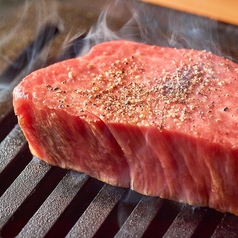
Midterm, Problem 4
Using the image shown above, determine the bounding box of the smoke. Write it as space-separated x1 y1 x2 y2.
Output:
0 1 29 90
0 0 61 90
1 0 238 91
59 0 237 59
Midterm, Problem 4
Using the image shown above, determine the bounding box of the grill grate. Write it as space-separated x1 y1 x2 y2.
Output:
1 135 238 238
1 1 238 237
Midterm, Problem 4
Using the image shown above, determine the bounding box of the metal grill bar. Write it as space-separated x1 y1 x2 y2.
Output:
163 205 205 238
66 184 126 238
0 125 26 172
211 213 238 238
114 196 164 238
16 172 89 238
0 157 51 229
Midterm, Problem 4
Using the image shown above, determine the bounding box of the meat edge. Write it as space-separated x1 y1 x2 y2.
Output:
13 94 238 215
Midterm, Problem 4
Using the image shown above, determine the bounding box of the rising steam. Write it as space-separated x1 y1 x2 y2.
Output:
60 0 230 59
0 0 60 90
1 0 237 90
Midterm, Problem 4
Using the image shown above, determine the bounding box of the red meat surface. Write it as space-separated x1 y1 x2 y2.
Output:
13 40 238 215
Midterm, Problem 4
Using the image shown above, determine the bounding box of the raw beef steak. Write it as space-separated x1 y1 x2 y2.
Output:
13 40 238 215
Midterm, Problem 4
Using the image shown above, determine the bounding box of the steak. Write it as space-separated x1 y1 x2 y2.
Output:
13 40 238 215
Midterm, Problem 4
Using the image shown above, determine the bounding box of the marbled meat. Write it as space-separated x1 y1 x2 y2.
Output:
13 40 238 215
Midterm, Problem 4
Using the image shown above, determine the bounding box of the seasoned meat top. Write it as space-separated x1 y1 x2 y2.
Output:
13 40 238 146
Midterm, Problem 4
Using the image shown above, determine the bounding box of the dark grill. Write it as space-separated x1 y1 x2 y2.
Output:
1 0 238 237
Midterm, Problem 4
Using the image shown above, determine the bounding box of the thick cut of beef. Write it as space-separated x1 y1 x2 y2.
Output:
13 40 238 215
